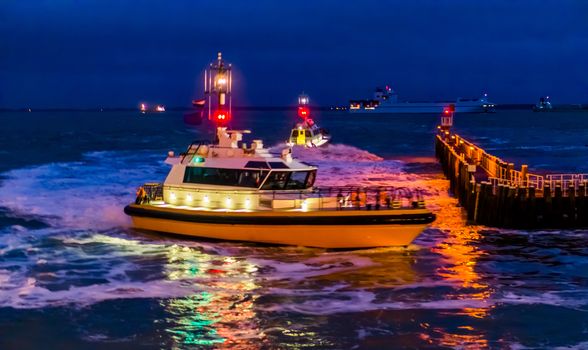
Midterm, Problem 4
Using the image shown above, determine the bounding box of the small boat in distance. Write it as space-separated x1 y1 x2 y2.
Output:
349 86 496 114
139 103 166 113
184 99 206 125
532 96 553 112
287 94 330 147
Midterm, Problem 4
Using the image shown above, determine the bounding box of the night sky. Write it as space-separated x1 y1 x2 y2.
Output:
1 0 587 108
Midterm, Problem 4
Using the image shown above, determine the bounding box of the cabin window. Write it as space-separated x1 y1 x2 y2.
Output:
261 170 317 190
291 130 299 137
307 170 316 187
285 171 309 189
261 171 289 190
244 161 270 169
268 162 289 169
305 130 311 138
183 167 268 187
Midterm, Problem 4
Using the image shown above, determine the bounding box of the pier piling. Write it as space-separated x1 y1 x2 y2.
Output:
435 132 588 229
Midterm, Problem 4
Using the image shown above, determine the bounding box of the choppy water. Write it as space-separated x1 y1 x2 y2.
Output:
1 110 588 349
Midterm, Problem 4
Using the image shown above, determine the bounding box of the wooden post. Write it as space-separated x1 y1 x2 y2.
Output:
507 163 515 183
578 182 586 226
543 184 552 227
473 183 481 223
554 185 563 227
516 187 526 228
528 186 537 228
568 183 576 226
521 164 528 187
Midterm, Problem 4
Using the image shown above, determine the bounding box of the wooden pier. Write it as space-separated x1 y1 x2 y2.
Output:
435 132 588 229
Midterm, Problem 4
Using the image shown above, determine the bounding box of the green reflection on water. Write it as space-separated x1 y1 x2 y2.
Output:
164 292 226 346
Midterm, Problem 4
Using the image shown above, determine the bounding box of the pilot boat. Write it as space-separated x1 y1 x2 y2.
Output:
124 53 434 248
287 94 330 147
124 127 435 248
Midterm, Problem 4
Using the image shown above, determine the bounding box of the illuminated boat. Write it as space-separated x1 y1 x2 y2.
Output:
124 53 434 248
349 86 496 114
287 94 330 147
139 103 166 113
184 99 206 125
124 127 435 248
532 96 553 112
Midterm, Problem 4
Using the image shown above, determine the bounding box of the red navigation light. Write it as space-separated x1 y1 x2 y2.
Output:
213 110 230 124
298 106 310 119
444 104 456 114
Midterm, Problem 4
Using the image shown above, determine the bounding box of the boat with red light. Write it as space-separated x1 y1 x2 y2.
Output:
124 53 435 248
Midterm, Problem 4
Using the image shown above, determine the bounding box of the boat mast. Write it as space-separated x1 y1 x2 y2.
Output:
204 52 232 124
297 92 310 122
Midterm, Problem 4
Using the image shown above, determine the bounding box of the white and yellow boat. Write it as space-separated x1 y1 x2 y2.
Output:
286 93 330 148
124 127 435 248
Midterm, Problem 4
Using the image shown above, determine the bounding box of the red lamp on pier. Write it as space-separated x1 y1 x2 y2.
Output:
440 103 455 139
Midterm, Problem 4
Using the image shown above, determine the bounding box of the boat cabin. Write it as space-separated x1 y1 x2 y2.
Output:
288 122 329 147
159 128 319 210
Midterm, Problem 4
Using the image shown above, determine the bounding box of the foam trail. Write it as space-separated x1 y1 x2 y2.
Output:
0 145 454 309
0 151 167 229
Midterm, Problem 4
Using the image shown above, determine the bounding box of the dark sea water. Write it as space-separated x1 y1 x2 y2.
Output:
1 109 588 349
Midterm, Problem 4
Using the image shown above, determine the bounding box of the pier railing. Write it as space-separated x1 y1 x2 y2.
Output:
436 131 588 228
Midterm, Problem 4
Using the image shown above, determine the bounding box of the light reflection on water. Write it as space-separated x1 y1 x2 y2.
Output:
137 170 498 348
429 177 492 348
160 244 264 348
3 110 588 348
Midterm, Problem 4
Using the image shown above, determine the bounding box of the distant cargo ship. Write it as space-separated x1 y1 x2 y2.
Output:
349 86 496 114
139 103 166 113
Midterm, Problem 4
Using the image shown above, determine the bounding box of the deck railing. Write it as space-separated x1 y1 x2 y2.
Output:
438 132 588 197
139 183 426 210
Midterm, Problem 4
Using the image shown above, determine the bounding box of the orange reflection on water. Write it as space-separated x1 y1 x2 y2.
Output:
426 176 492 315
423 177 493 347
435 327 490 350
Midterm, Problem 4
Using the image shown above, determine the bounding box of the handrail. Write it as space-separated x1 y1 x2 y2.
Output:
138 183 426 209
157 183 423 199
439 132 588 193
180 140 209 162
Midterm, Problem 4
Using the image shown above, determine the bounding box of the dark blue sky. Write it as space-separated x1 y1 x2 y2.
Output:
1 0 587 108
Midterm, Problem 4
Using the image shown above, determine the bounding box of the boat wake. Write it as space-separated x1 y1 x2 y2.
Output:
0 151 167 230
0 143 586 350
0 146 436 309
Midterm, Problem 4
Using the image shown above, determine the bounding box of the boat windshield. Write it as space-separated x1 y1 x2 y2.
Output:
183 167 268 188
261 170 316 190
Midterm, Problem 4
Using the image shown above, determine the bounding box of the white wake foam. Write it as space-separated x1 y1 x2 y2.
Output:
0 151 167 229
0 145 453 309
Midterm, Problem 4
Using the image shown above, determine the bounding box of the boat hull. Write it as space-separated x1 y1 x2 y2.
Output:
124 204 434 249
